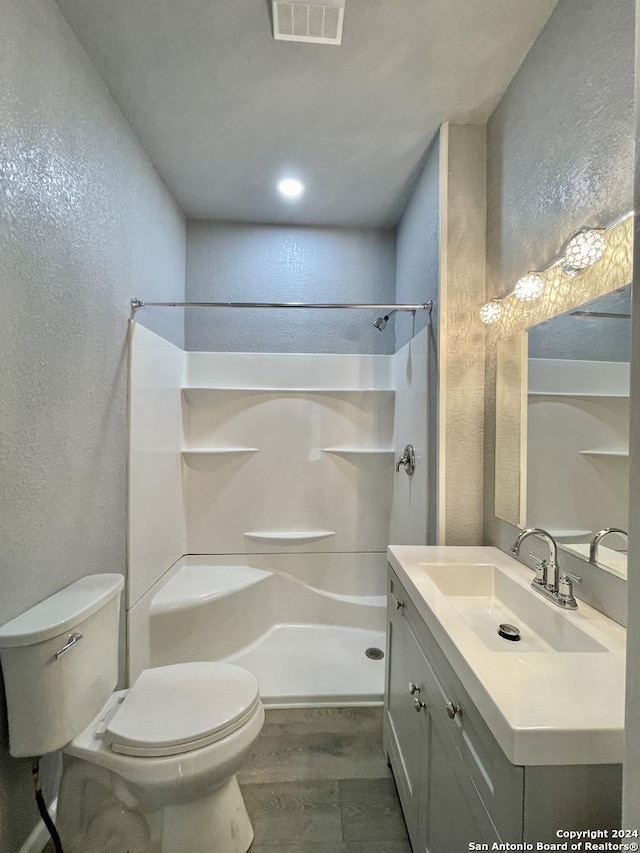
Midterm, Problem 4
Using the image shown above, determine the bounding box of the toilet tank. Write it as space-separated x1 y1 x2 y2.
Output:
0 574 124 757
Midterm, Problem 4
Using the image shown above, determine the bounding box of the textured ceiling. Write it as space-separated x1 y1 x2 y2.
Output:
55 0 558 227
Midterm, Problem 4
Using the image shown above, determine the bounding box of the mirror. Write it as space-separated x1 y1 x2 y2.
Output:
496 285 631 579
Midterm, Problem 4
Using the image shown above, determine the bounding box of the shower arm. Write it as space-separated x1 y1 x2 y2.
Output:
130 298 433 316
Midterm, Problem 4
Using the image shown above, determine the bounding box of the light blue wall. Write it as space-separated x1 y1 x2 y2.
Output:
395 134 440 542
486 0 634 295
185 222 396 354
395 135 440 351
0 0 186 847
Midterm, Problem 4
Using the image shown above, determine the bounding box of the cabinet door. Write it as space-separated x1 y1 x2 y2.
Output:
424 717 501 853
384 607 429 846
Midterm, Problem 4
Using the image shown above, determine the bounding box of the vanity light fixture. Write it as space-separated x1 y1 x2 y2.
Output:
562 228 607 275
478 210 632 324
479 300 504 324
513 274 545 302
277 178 305 199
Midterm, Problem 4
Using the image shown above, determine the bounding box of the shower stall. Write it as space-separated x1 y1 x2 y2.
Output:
127 300 431 706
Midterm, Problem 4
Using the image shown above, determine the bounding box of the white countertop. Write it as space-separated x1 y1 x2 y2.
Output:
387 545 626 767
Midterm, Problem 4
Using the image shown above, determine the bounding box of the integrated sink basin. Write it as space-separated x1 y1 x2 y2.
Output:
387 545 626 766
422 562 607 654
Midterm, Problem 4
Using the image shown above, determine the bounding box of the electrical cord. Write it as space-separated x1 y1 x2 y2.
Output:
32 758 64 853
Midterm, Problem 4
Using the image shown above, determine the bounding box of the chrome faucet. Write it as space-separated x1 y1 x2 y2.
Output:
511 528 578 610
511 528 559 590
589 528 628 563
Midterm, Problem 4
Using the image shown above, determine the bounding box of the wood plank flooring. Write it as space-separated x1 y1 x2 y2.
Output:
242 707 410 852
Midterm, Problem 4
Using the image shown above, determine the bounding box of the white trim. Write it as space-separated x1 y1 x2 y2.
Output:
18 798 58 853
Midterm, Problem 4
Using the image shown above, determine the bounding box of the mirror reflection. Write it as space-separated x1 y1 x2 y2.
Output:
497 285 631 579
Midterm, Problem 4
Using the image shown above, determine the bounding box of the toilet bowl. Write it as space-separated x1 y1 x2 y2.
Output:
0 575 264 853
57 661 265 853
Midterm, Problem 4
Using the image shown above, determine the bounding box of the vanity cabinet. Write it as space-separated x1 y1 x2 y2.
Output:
384 567 622 851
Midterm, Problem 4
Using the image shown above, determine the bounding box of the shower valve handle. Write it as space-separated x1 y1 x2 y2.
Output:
396 444 416 476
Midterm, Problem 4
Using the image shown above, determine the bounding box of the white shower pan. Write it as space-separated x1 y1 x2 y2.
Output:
129 554 387 706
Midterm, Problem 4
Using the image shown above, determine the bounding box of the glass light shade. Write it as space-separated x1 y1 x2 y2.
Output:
479 301 503 324
563 229 606 272
514 274 545 302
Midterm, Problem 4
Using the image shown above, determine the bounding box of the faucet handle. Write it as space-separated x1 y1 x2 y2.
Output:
557 575 579 610
528 551 547 585
562 570 582 584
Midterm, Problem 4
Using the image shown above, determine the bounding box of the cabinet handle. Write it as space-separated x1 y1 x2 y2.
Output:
413 697 426 712
392 596 405 611
408 681 422 695
446 700 461 720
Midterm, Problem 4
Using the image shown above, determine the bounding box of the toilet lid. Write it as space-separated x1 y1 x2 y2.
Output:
104 662 260 757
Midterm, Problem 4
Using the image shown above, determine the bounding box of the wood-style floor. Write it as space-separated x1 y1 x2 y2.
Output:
43 707 411 853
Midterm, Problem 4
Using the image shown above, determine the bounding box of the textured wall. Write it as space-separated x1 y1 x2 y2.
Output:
395 135 440 541
185 222 396 354
483 0 634 623
438 123 487 545
486 0 634 295
0 0 186 848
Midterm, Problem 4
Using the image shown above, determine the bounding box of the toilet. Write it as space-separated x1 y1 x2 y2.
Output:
0 574 264 853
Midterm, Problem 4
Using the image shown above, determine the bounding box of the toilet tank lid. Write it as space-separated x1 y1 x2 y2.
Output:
0 574 124 647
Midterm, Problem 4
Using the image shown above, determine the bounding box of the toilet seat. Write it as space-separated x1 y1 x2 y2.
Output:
103 662 260 757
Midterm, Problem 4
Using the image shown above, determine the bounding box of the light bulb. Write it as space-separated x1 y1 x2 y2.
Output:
277 178 305 199
563 229 606 274
479 301 503 324
514 274 545 302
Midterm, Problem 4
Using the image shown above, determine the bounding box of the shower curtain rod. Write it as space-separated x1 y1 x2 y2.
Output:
131 298 433 315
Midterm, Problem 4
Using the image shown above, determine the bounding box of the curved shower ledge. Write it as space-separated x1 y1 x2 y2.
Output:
244 530 336 544
150 564 384 615
151 565 272 615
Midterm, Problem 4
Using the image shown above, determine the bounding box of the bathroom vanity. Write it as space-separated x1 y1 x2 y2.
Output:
384 546 624 851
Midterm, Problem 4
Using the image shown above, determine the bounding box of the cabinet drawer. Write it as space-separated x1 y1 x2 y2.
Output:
389 568 524 841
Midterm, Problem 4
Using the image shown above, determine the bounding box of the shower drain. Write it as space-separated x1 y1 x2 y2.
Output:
365 647 385 660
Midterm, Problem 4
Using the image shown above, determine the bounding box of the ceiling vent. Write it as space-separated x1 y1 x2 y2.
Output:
272 0 345 45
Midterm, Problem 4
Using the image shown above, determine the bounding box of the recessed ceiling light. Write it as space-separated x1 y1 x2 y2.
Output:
277 178 305 199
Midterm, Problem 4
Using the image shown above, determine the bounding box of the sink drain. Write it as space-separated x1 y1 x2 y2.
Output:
498 623 521 642
366 647 384 660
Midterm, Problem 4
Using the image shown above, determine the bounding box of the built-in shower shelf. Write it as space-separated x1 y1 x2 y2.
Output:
528 391 629 399
182 386 394 404
580 449 629 458
548 528 592 541
181 448 258 457
322 447 394 457
181 448 258 468
243 530 336 543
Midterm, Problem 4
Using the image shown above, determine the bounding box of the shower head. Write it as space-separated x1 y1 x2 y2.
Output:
373 308 398 330
373 315 388 331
